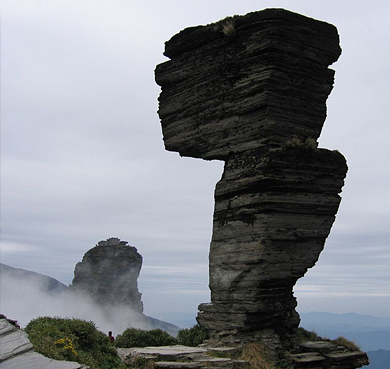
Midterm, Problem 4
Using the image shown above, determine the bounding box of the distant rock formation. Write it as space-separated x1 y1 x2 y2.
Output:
1 244 180 336
155 7 352 353
70 238 143 313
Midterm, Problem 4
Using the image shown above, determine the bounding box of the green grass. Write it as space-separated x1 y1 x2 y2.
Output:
297 327 323 342
177 324 209 347
25 317 123 369
114 327 177 348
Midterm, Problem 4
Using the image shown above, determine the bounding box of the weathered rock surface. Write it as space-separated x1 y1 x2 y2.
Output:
117 345 247 369
0 318 88 369
155 7 353 360
195 146 347 348
288 340 369 368
70 238 143 313
116 343 368 369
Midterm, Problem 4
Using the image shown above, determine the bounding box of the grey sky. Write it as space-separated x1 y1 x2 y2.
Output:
1 0 389 322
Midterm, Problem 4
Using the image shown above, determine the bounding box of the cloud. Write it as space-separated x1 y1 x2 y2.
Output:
0 269 168 335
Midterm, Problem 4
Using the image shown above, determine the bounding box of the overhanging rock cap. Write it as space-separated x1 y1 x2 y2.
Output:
155 8 341 160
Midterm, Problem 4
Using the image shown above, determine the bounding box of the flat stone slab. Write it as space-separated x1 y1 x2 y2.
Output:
300 340 336 353
325 351 368 361
197 357 232 363
0 320 16 336
1 351 88 369
0 328 33 361
154 362 203 369
118 345 251 369
196 357 249 368
207 347 240 355
288 352 326 364
129 345 210 357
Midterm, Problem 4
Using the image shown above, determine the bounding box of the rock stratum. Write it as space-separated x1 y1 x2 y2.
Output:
70 237 143 313
155 9 366 367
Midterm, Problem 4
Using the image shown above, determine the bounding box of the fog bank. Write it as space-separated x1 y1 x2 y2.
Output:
0 268 165 336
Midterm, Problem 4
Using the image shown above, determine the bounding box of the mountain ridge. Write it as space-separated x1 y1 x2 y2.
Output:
0 262 68 294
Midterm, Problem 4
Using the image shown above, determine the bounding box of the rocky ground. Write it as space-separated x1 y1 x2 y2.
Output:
117 341 368 369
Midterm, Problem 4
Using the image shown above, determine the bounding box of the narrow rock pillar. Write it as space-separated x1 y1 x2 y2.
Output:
155 9 347 347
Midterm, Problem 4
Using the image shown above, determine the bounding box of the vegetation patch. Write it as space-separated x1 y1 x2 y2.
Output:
240 343 275 369
213 16 238 36
177 324 209 347
298 327 360 352
25 316 123 369
239 342 296 369
114 328 177 348
331 336 360 351
222 18 236 36
129 355 155 369
297 327 323 342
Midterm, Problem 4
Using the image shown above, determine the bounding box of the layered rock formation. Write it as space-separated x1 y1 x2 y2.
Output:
70 238 143 313
155 7 351 353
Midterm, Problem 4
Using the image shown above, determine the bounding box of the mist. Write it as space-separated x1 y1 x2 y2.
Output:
0 270 161 337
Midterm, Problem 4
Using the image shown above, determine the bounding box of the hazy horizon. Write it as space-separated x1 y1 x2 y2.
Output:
2 259 389 329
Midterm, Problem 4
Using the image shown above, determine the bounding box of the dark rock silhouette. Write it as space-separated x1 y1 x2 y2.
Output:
155 10 365 368
70 237 143 313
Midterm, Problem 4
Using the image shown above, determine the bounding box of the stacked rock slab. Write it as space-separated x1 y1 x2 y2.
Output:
70 238 143 313
155 9 347 349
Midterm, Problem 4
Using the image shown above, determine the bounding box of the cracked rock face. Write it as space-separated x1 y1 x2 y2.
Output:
70 238 143 313
155 8 347 348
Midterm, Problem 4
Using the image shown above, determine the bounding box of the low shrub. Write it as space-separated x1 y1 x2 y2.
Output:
115 328 177 348
25 316 121 369
177 324 209 347
297 328 360 351
297 327 323 342
332 336 360 351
